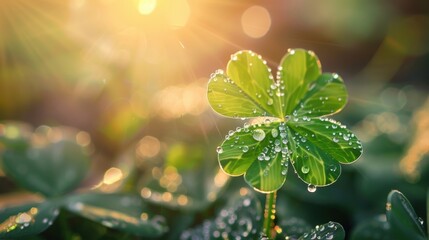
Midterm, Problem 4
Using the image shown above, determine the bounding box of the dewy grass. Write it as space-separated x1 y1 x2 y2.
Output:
207 48 362 238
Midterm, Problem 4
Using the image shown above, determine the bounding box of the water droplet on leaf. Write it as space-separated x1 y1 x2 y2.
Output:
242 146 249 153
253 129 266 141
301 166 310 174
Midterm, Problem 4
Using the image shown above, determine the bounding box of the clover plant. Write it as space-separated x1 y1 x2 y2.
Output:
207 48 362 238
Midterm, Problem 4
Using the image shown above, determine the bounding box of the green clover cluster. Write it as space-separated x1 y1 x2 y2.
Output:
208 49 362 193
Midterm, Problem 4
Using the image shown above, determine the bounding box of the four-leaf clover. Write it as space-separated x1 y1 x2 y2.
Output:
207 49 362 193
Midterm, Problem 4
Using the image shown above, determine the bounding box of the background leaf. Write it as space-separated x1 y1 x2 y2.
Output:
65 192 168 238
1 139 90 197
386 190 427 240
0 201 60 239
299 222 345 240
350 215 392 240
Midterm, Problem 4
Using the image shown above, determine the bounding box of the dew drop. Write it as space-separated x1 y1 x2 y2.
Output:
264 118 271 125
242 146 249 153
301 166 310 174
343 135 350 141
253 129 266 141
271 129 279 138
288 49 295 55
386 202 392 211
418 217 424 225
307 184 317 193
267 98 273 105
216 146 223 154
281 169 287 176
332 137 339 143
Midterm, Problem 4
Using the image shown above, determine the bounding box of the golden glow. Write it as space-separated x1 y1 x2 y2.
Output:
140 212 149 221
0 207 37 234
138 0 157 15
162 192 172 202
141 187 152 198
159 166 182 192
177 194 189 206
213 170 229 187
274 225 282 234
152 81 208 120
15 213 32 224
207 192 217 201
239 187 249 196
103 167 123 185
167 0 190 28
241 6 271 38
136 136 161 158
4 126 19 139
76 131 91 147
29 207 38 215
47 128 64 143
151 167 163 179
400 98 429 180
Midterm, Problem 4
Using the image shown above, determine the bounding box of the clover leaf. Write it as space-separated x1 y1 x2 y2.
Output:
208 49 362 192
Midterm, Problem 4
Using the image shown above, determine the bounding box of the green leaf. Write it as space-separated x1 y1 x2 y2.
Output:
218 122 288 193
1 139 90 197
386 190 427 240
65 192 168 238
208 51 282 119
350 215 392 240
288 118 362 186
0 201 60 239
298 222 345 240
208 49 362 192
180 189 262 239
275 217 311 239
278 49 322 116
293 73 348 118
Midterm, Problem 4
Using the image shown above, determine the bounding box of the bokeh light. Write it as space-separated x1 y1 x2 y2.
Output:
138 0 157 15
241 6 271 38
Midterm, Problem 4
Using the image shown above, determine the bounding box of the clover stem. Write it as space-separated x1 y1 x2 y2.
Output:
263 191 277 238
